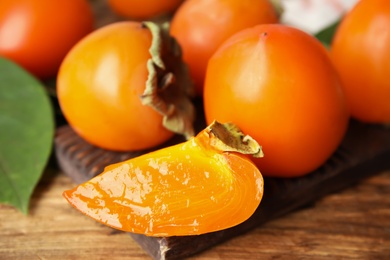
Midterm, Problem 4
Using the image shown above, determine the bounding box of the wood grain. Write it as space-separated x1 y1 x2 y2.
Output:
1 168 389 259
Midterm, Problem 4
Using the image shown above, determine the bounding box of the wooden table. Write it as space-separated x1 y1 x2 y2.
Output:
1 166 389 259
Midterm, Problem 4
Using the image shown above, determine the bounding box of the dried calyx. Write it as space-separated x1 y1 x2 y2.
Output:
206 121 264 158
141 21 195 139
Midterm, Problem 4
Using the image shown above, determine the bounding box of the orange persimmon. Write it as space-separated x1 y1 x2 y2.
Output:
170 0 279 96
57 21 195 151
63 121 264 237
107 0 183 20
331 0 390 123
204 24 349 177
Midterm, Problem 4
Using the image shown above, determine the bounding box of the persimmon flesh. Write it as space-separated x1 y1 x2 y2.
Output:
63 121 264 236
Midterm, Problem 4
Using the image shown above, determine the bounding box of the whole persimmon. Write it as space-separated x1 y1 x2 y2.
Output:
57 21 194 152
204 24 350 177
0 0 94 79
170 0 279 96
331 0 390 123
108 0 183 20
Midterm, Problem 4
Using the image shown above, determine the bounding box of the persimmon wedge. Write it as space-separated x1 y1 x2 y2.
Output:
63 121 264 237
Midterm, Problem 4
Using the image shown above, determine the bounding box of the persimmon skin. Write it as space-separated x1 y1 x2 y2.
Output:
108 0 183 20
0 0 94 79
57 22 174 151
170 0 278 96
204 24 350 177
331 0 390 123
63 123 263 237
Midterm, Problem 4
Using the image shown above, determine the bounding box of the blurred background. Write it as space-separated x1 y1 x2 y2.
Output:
281 0 359 33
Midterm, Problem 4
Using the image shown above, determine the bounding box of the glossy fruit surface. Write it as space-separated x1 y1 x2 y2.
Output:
63 121 264 236
170 0 278 96
57 22 174 151
108 0 183 20
331 0 390 123
204 24 350 177
0 0 94 79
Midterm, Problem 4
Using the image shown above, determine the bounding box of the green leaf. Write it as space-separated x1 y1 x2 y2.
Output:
0 57 54 214
315 20 340 49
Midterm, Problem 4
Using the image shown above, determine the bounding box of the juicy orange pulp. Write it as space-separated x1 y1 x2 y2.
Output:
63 126 263 237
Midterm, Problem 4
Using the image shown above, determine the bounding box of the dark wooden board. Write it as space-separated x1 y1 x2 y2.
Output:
54 102 390 259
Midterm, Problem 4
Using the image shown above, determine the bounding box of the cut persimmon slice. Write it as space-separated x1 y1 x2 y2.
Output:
63 121 264 236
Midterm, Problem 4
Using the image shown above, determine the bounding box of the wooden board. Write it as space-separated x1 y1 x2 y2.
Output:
54 109 390 259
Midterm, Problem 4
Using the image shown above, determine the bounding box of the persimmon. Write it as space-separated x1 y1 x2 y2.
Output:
204 24 350 177
0 0 94 79
170 0 279 96
107 0 183 20
331 0 390 123
57 21 194 151
63 121 264 236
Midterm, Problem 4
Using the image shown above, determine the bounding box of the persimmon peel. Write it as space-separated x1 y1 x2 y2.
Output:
63 121 264 236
